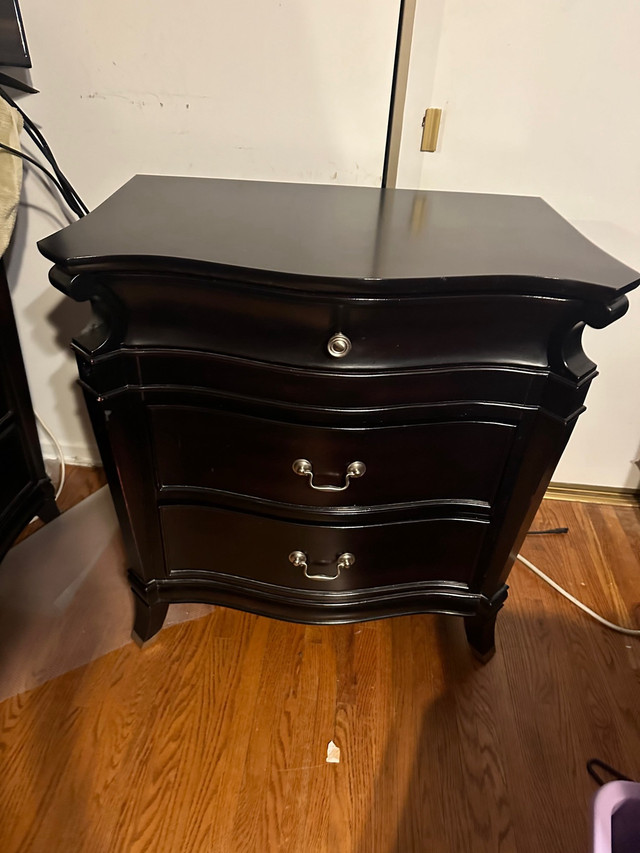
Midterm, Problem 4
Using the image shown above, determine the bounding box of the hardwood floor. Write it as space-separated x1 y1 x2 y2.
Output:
12 464 108 546
0 471 638 852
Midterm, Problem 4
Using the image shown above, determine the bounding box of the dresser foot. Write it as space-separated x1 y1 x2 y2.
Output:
464 612 498 662
36 481 60 523
37 499 60 523
131 592 169 645
464 586 508 663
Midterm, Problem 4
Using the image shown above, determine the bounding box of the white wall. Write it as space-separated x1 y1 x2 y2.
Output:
399 0 640 488
8 0 400 463
10 0 639 488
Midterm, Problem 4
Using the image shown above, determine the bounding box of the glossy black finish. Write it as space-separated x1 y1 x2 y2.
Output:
39 176 640 299
0 263 58 563
0 0 31 68
160 505 489 589
151 407 516 507
39 177 638 658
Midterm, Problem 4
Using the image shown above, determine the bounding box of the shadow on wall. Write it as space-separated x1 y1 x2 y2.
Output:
4 169 98 459
6 166 74 287
36 287 97 458
20 268 96 459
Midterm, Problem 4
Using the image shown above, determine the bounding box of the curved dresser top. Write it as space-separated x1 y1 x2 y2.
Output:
38 175 640 302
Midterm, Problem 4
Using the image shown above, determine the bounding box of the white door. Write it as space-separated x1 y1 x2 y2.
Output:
399 0 640 489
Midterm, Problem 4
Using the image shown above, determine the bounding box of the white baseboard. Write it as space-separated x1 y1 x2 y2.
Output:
546 482 640 506
40 440 102 468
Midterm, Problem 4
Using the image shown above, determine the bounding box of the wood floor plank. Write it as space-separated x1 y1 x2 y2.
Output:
1 492 640 852
13 464 108 546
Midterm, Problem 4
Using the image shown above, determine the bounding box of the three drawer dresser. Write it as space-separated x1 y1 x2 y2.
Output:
39 177 639 660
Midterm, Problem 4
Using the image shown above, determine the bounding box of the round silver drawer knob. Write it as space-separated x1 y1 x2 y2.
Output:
292 459 313 477
346 461 366 479
336 552 355 571
327 332 352 358
288 550 307 568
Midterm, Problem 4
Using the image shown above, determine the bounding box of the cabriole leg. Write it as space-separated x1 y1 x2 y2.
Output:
131 590 169 646
464 611 499 662
36 479 60 523
464 585 508 663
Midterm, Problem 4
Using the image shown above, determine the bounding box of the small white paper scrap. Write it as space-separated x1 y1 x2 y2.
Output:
326 740 341 764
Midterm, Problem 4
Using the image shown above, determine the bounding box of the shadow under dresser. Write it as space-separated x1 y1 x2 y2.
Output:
38 177 639 660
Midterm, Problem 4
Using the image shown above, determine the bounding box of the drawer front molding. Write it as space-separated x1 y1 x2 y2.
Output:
150 406 517 508
160 504 489 592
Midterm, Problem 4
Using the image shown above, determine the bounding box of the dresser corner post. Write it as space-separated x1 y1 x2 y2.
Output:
129 576 169 646
463 586 509 663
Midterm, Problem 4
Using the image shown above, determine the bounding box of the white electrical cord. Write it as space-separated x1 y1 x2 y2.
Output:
516 553 640 637
34 410 66 500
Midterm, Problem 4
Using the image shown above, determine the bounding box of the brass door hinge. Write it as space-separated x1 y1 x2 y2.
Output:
421 108 442 152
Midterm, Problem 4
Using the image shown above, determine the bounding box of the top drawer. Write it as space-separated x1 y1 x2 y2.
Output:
108 276 581 371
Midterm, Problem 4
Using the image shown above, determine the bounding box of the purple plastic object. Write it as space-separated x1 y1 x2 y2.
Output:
593 781 640 853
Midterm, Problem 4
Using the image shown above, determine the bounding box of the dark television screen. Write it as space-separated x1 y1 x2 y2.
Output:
0 0 30 67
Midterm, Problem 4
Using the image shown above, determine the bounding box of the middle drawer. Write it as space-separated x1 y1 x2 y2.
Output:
150 406 516 508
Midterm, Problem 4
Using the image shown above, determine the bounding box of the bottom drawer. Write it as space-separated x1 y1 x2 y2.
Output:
160 505 488 592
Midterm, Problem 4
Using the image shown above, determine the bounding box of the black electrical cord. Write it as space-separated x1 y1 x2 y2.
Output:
0 86 88 217
527 527 569 535
4 135 86 218
0 86 88 215
0 140 70 200
23 122 88 216
587 758 634 786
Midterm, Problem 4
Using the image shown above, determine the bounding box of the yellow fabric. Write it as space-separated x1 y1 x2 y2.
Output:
0 98 23 256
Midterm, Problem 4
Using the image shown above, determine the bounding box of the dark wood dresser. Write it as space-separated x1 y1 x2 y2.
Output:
38 177 638 659
0 262 58 562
